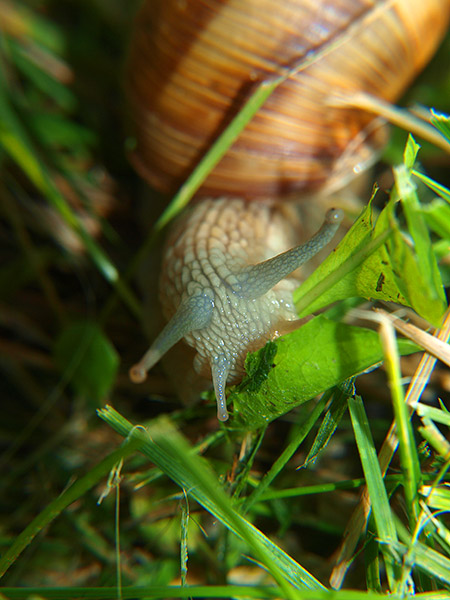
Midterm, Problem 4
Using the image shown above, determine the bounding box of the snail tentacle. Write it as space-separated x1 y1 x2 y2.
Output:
234 209 344 299
129 292 214 384
211 354 231 422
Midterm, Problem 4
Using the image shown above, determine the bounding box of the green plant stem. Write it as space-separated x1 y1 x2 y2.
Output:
242 389 333 513
258 473 428 501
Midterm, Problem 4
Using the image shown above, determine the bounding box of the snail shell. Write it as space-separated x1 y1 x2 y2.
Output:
128 0 450 420
128 0 450 198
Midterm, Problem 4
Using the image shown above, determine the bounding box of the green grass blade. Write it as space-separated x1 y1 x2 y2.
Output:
242 388 332 513
302 380 353 468
431 110 450 142
0 586 282 599
97 406 325 593
365 525 382 593
395 165 445 306
391 540 450 587
154 80 278 231
347 396 398 545
378 320 421 528
421 483 450 511
259 475 403 501
0 586 427 599
4 2 66 53
412 170 450 204
417 402 450 428
347 395 399 589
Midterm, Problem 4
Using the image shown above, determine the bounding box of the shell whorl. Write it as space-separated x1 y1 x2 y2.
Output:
128 0 450 198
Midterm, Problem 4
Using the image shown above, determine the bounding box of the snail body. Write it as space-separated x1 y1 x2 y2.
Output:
128 0 450 420
130 199 343 420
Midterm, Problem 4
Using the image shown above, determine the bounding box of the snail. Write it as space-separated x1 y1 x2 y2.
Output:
127 0 450 421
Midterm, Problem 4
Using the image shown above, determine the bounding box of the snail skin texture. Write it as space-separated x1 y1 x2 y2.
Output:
128 0 450 420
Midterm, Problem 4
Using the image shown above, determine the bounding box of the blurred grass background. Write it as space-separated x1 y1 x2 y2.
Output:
1 0 450 593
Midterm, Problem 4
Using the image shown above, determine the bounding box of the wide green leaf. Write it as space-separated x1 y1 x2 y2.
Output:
294 201 401 316
230 315 417 429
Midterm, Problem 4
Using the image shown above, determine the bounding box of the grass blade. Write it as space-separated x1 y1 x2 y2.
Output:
378 318 421 527
97 406 325 593
348 395 400 590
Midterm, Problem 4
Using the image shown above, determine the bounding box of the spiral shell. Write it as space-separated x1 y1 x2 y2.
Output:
128 0 450 199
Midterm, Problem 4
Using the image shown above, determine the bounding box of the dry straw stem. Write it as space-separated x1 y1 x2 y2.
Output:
374 309 450 368
330 306 450 589
328 91 450 153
